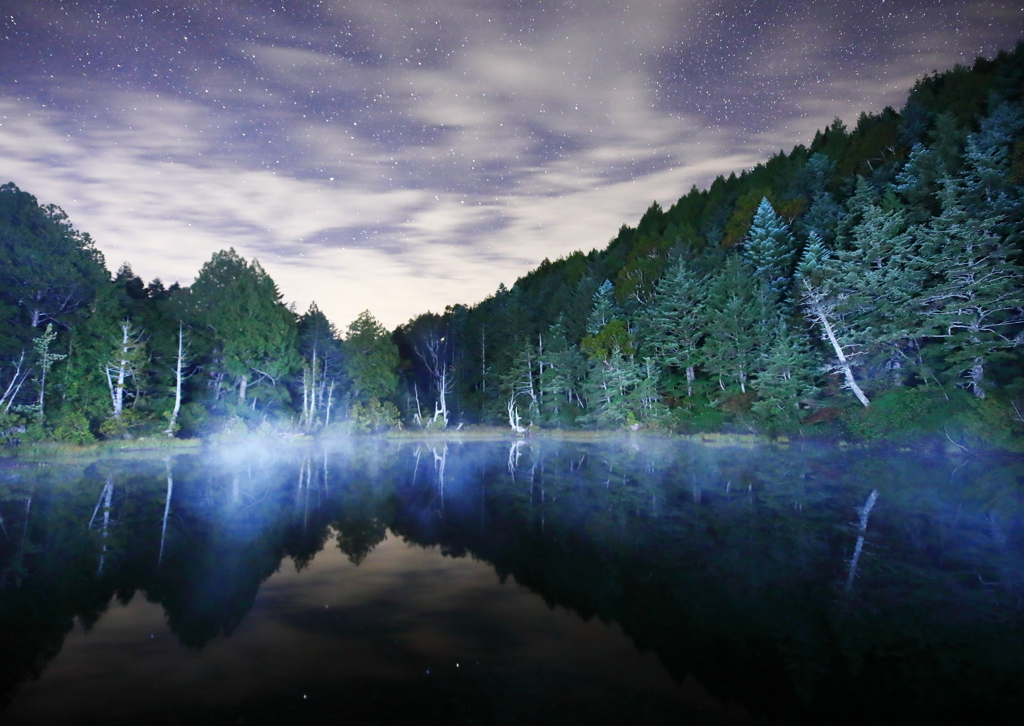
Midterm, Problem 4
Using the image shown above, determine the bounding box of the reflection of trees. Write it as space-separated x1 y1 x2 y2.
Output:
389 441 1024 723
0 442 1022 721
0 464 131 709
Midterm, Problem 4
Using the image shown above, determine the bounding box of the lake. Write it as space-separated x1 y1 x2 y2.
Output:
1 438 1022 724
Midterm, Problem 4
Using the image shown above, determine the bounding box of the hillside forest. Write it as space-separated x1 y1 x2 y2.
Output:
2 44 1023 449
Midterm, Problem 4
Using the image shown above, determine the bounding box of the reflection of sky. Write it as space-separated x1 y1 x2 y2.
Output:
2 2 1022 328
3 533 696 723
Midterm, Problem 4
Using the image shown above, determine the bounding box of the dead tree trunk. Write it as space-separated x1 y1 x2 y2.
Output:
159 459 174 566
845 489 879 592
166 323 186 435
802 282 870 407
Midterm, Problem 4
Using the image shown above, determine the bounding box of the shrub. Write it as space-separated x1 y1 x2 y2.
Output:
50 410 95 445
349 398 402 433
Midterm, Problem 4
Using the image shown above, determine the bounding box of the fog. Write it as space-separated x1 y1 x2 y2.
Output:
1 438 1022 723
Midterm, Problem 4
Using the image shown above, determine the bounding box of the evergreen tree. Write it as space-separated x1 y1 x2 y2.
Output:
500 343 539 427
744 197 799 296
958 100 1024 236
187 249 299 404
829 186 926 387
751 319 820 426
297 303 346 427
636 257 705 396
628 357 665 425
914 182 1024 397
58 279 135 432
580 348 642 428
344 311 399 404
895 112 967 220
538 318 585 425
578 280 643 426
797 234 871 407
700 255 775 394
798 191 843 242
586 280 618 336
789 152 835 201
0 183 107 332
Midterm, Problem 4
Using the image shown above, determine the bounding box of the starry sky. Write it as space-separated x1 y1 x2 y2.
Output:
2 1 1022 329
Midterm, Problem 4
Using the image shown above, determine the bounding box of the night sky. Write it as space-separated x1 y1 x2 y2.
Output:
2 1 1022 329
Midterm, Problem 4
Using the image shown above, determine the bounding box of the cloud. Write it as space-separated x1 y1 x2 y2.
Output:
2 1 1022 328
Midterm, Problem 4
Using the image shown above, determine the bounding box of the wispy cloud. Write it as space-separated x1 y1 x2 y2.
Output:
2 1 1020 327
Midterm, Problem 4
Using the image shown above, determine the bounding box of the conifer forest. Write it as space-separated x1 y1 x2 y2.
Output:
2 45 1024 451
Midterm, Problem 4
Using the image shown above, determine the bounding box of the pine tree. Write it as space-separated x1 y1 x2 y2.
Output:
297 303 346 428
0 183 108 332
744 197 799 296
797 234 871 407
538 318 585 425
958 101 1024 238
500 343 539 426
829 187 926 387
344 311 399 404
628 357 665 425
914 182 1024 397
580 349 643 428
751 319 820 426
798 191 842 242
895 112 968 221
635 257 705 396
700 255 775 394
586 280 617 336
187 249 300 404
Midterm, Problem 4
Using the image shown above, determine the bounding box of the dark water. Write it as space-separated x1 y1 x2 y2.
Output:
0 438 1022 725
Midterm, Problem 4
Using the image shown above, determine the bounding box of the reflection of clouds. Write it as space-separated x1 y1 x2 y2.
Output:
7 534 679 724
2 1 1021 327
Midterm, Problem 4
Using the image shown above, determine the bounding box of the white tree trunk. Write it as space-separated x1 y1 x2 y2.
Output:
310 348 319 420
804 292 870 407
106 321 141 419
96 477 113 575
166 323 185 436
0 352 27 412
325 379 335 428
507 395 526 434
301 366 309 426
159 459 173 566
845 489 879 591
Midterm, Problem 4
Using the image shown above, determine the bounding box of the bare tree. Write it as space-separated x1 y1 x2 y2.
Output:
0 351 29 413
159 459 174 566
506 394 526 434
33 324 66 423
800 278 870 407
165 322 191 436
415 334 453 428
105 320 145 419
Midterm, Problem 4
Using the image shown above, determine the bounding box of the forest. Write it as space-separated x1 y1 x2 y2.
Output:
1 44 1023 450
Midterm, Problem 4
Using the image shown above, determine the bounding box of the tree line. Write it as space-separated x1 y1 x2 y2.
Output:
0 217 400 442
1 44 1023 446
394 43 1024 447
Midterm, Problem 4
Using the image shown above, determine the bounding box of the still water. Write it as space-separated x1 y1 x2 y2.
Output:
0 438 1022 724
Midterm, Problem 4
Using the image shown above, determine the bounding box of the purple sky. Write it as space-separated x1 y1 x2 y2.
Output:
2 1 1021 328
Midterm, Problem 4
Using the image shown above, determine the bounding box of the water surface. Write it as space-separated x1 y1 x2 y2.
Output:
1 439 1021 724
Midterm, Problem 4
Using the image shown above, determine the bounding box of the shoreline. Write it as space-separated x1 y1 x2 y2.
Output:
4 424 1017 463
0 427 794 462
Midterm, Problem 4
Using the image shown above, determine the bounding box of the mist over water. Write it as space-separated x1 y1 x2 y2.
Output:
1 439 1022 724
